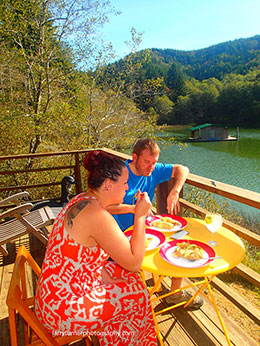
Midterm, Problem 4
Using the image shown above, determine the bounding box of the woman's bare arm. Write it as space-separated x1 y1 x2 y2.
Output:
90 192 151 271
106 203 135 215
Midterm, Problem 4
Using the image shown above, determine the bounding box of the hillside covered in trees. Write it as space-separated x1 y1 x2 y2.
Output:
149 35 260 81
0 1 159 156
1 0 259 159
102 36 260 126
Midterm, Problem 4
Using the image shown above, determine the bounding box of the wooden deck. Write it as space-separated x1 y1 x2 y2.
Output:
146 275 258 346
0 235 258 346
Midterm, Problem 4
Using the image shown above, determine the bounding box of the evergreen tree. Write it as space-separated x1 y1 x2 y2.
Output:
166 62 186 102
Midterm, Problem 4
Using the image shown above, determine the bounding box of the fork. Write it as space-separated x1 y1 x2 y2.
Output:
132 193 138 205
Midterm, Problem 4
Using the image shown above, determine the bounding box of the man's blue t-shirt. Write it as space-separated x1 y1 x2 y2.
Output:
113 160 173 230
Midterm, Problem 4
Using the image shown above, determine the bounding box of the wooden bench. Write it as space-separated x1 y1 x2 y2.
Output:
0 204 55 256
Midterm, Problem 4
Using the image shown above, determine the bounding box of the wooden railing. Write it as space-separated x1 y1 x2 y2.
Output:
0 148 260 325
156 172 260 325
0 148 129 200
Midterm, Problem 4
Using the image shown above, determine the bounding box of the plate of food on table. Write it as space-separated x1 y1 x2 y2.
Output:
146 214 187 233
159 239 216 268
124 228 166 252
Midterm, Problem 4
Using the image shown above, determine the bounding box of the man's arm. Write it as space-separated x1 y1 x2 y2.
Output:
167 164 189 214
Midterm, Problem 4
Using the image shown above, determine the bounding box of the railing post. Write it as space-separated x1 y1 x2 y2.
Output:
156 181 168 214
156 179 183 216
74 153 82 194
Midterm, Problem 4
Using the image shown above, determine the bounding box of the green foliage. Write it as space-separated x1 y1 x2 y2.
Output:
165 62 186 102
183 186 239 219
105 36 260 126
0 0 159 159
183 186 260 276
0 154 78 202
165 69 260 126
42 83 158 151
0 0 78 153
98 48 165 112
149 36 260 81
153 95 174 124
1 0 260 163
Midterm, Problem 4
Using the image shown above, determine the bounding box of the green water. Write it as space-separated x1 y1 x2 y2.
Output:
158 127 260 219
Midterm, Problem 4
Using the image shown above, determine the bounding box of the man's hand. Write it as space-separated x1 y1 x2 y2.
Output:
167 164 189 214
167 190 180 215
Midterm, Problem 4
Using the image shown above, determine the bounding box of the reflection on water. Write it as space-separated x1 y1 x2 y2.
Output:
158 128 260 219
192 137 260 160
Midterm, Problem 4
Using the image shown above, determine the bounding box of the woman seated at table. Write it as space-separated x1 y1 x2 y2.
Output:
35 150 157 346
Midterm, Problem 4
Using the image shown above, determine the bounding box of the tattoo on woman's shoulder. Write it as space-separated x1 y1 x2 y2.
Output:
67 200 90 226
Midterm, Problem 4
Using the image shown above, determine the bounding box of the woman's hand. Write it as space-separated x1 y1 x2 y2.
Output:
101 267 128 284
134 190 151 218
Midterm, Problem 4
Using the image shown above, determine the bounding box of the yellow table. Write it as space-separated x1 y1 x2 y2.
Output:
131 217 245 346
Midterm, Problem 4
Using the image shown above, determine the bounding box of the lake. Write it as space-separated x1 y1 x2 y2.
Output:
157 127 260 219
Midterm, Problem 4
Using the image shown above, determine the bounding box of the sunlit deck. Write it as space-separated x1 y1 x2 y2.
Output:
0 234 258 346
0 148 259 345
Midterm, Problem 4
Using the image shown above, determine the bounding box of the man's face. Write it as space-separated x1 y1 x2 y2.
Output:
133 149 159 176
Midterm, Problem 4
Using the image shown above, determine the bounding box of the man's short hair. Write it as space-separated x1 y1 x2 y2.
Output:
133 139 160 156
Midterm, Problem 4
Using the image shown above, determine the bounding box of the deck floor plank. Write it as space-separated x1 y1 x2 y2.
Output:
145 273 258 346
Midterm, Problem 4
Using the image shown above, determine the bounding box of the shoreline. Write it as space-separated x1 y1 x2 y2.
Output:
157 126 260 223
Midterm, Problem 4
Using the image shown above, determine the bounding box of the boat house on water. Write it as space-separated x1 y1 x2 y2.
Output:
189 123 238 142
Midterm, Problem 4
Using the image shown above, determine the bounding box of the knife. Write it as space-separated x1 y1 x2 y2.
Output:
170 230 189 239
207 256 222 260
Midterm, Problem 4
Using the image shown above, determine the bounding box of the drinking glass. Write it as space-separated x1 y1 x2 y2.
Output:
204 213 223 246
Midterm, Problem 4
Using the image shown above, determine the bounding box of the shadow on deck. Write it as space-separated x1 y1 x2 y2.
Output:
145 275 258 346
0 235 258 346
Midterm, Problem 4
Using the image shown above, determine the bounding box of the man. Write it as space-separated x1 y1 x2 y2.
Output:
108 138 203 308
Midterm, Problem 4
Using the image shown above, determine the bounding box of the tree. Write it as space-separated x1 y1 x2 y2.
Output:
165 62 186 102
153 95 174 124
40 69 158 152
0 0 116 155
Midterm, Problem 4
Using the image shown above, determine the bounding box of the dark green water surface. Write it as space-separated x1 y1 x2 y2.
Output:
158 128 260 219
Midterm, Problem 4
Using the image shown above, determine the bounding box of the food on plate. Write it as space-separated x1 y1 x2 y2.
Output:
151 220 173 230
151 216 180 230
173 242 204 261
160 217 180 227
145 237 153 249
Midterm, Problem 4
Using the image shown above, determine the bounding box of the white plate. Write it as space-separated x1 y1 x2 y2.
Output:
159 240 216 268
146 214 187 233
124 228 166 251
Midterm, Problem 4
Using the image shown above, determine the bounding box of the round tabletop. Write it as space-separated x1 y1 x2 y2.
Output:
133 217 245 278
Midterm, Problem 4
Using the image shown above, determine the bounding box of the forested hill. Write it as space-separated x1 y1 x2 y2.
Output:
102 35 260 126
147 35 260 81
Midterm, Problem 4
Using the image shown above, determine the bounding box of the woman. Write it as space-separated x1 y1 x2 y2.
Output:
35 151 157 346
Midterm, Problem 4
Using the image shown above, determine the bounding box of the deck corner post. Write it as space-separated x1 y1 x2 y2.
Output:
156 179 184 215
74 153 82 194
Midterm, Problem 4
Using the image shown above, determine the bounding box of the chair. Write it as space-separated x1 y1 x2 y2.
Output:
6 245 93 345
0 203 55 256
0 191 29 208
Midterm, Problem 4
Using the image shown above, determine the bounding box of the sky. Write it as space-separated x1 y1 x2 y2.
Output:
102 0 260 60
